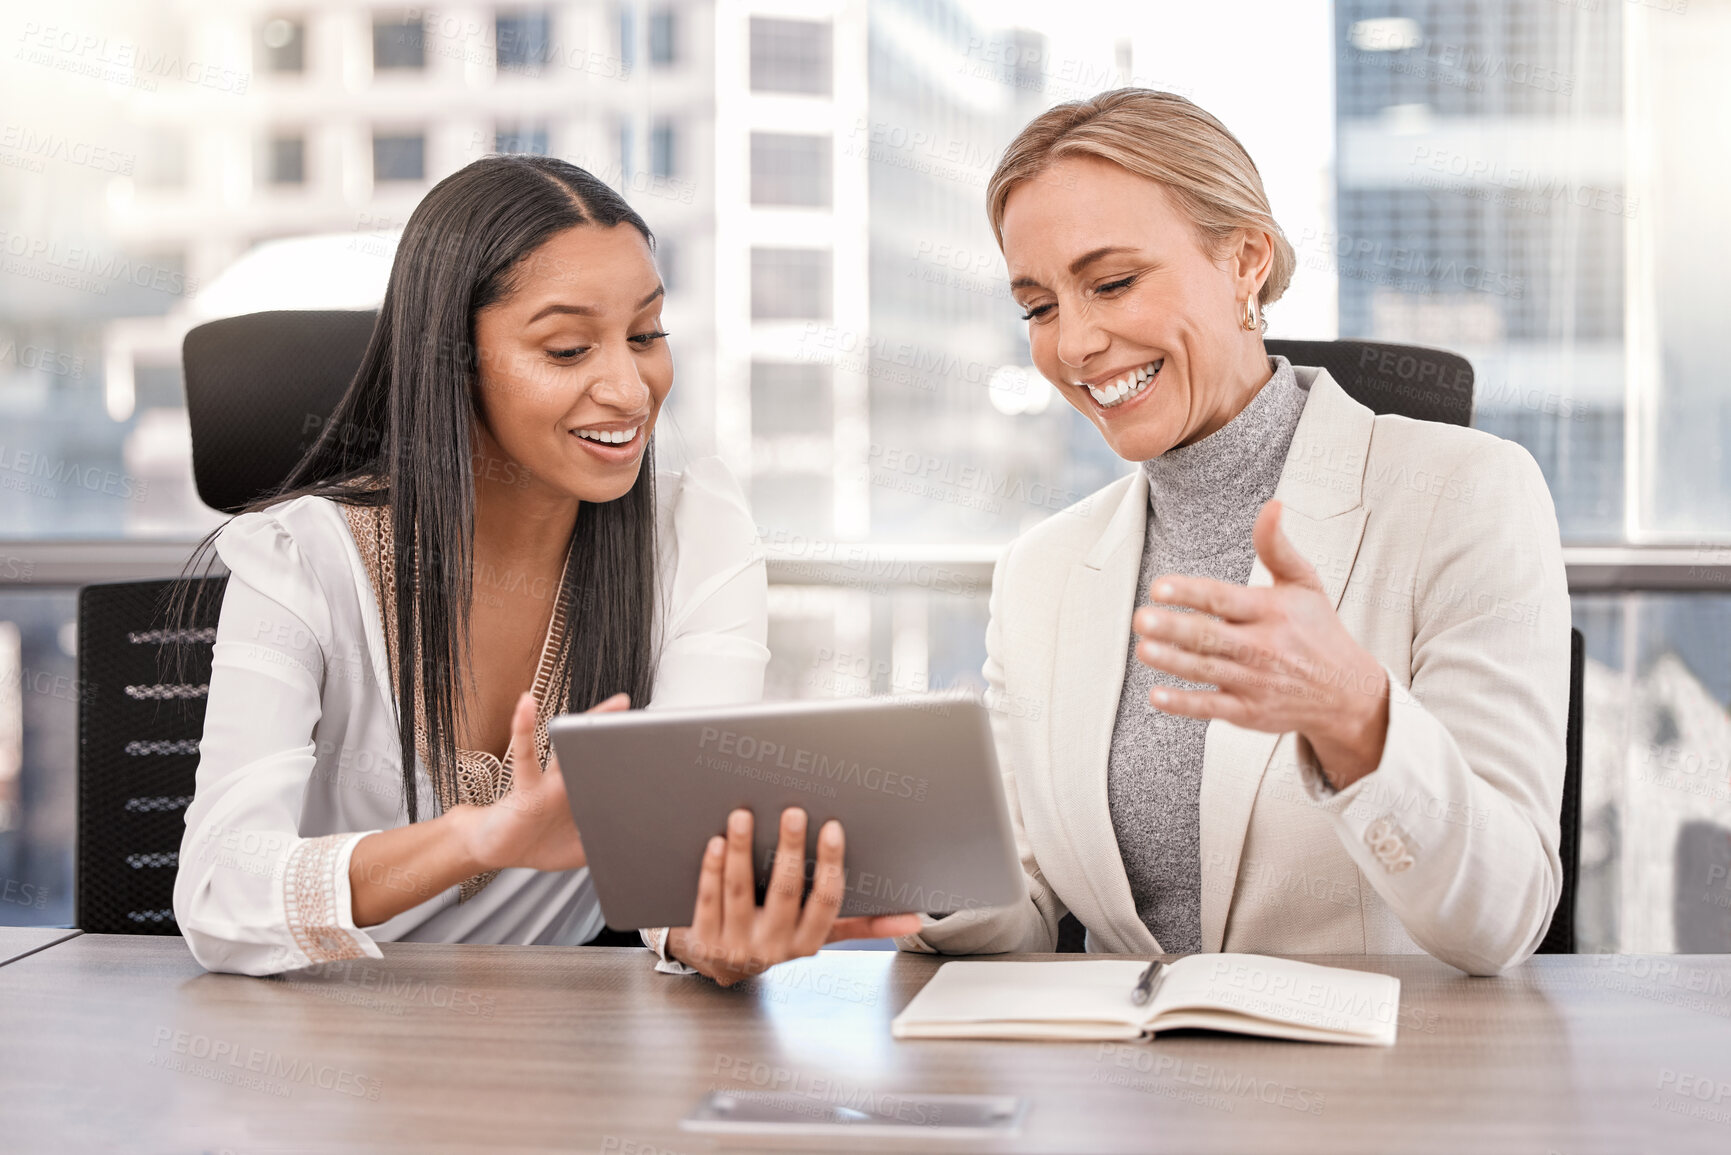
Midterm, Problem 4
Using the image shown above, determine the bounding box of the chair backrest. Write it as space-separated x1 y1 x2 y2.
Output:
1538 627 1586 954
182 309 379 513
76 578 225 934
76 310 376 933
1265 339 1474 427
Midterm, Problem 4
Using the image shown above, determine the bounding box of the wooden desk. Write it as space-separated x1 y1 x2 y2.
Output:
0 925 80 967
2 937 1729 1154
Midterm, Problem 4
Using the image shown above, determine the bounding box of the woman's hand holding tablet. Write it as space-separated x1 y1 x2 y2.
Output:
350 690 630 928
665 807 922 986
459 692 918 985
459 691 630 874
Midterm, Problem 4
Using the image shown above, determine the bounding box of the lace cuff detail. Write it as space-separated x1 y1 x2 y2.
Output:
283 833 374 967
643 926 699 976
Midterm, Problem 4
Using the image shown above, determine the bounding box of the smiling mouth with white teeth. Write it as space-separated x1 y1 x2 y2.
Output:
1077 359 1163 408
573 426 640 445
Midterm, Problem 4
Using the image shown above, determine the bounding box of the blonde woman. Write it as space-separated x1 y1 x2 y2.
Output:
900 90 1570 975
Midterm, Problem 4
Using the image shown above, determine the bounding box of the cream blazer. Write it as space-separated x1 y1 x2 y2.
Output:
903 366 1571 975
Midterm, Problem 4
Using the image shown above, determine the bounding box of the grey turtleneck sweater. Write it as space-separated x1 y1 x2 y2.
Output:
1106 355 1309 952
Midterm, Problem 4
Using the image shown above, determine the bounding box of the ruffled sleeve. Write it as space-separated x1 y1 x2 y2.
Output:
172 504 383 975
646 456 770 709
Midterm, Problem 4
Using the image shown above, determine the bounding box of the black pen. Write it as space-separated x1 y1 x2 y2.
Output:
1131 960 1166 1006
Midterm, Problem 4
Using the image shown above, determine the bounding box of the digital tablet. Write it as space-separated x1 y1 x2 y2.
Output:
548 695 1028 930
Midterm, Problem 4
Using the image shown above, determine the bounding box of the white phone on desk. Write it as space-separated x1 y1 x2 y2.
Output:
680 1090 1026 1142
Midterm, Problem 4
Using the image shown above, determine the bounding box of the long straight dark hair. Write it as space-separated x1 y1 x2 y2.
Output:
166 155 661 822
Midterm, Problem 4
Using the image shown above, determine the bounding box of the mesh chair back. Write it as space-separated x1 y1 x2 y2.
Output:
77 578 225 934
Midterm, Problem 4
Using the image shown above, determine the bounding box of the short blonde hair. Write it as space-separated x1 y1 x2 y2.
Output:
986 88 1296 309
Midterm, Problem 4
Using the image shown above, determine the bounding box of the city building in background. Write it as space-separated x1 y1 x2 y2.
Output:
1334 0 1731 954
1334 0 1625 540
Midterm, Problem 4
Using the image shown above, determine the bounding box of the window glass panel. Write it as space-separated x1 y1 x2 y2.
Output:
651 120 677 180
263 133 305 185
496 9 553 75
373 14 425 71
750 17 831 94
649 8 678 67
372 132 425 182
751 248 831 320
495 122 550 156
257 16 305 73
0 590 77 929
752 361 833 435
136 129 186 189
1334 0 1628 542
618 4 636 72
750 132 829 207
1573 593 1731 953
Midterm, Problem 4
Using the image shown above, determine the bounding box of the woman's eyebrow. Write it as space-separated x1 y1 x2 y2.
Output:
1009 246 1141 293
1067 245 1138 275
526 284 665 324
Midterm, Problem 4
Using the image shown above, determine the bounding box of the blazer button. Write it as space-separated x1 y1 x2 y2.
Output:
1366 816 1416 873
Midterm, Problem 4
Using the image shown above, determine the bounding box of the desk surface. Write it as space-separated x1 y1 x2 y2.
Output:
2 936 1730 1155
0 925 81 966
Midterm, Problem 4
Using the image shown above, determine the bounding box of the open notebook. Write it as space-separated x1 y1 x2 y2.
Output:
891 954 1401 1046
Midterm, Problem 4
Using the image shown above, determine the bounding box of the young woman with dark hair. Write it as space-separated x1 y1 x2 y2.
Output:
169 155 917 982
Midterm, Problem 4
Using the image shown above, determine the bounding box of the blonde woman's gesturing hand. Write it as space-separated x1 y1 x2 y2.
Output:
1132 500 1390 790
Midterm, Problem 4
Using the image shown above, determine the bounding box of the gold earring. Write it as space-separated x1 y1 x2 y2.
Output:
1242 297 1259 331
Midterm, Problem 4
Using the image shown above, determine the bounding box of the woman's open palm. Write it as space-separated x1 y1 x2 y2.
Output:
465 690 629 874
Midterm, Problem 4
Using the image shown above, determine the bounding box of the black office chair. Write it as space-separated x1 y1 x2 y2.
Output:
76 309 657 947
1540 627 1586 954
1054 341 1584 955
75 311 376 934
1265 339 1475 427
76 578 225 933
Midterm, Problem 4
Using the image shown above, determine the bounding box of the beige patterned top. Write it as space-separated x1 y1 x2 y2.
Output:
340 499 573 902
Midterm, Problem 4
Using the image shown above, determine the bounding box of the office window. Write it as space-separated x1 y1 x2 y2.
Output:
751 474 832 540
751 248 831 320
655 236 677 294
372 132 425 182
496 9 552 75
256 16 305 73
2 0 1729 965
750 17 830 95
373 14 425 72
752 362 833 436
649 7 677 67
650 120 676 180
135 129 186 188
262 133 305 185
618 4 636 72
750 133 830 207
495 122 550 156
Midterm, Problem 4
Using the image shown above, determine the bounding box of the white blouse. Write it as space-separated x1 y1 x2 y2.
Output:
173 457 769 976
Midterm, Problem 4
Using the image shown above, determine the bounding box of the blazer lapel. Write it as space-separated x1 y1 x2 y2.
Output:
1047 471 1162 953
1198 367 1374 952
